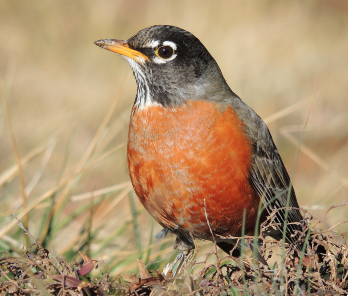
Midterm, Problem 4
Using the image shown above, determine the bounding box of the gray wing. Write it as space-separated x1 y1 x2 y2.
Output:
230 97 304 246
249 129 304 245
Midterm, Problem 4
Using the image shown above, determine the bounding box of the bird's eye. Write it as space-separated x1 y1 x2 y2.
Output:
156 46 174 59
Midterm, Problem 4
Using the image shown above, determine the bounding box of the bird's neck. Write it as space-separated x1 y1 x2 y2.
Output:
133 74 159 111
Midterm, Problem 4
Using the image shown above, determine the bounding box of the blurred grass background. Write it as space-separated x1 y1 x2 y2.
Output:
1 0 347 276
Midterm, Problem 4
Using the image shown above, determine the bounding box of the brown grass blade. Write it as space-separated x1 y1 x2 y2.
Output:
52 73 131 220
92 185 133 229
0 144 46 189
70 181 131 202
24 137 57 197
0 143 124 239
281 127 348 189
264 98 310 124
1 81 29 235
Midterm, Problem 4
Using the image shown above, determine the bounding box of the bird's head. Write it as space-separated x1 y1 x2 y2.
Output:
95 25 232 110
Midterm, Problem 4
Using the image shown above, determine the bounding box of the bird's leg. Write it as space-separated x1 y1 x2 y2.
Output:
171 248 194 276
162 233 195 277
163 248 194 277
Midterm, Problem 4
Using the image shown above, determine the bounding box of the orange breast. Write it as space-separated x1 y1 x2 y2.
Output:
127 100 260 239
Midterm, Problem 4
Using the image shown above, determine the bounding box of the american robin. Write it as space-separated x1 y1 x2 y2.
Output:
94 25 310 263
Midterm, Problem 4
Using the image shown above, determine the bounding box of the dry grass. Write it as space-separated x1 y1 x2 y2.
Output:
1 0 348 294
1 206 347 295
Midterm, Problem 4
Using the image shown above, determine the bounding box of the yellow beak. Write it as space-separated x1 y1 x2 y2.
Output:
94 39 150 63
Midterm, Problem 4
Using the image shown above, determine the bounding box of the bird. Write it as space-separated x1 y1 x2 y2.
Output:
94 25 314 267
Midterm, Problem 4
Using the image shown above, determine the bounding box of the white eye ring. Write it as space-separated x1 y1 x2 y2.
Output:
153 41 177 64
145 40 160 48
163 41 177 50
153 53 177 64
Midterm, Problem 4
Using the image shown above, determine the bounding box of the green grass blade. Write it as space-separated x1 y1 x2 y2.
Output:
129 190 142 255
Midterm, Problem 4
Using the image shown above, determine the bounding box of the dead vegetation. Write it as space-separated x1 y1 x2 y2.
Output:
1 205 347 296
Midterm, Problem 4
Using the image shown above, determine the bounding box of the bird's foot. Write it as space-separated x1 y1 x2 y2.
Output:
163 249 193 277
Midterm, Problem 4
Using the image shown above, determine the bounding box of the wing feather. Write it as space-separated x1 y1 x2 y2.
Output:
229 98 304 247
249 123 303 245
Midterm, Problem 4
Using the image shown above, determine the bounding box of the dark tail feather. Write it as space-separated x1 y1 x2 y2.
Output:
308 238 326 262
217 241 268 266
217 241 241 257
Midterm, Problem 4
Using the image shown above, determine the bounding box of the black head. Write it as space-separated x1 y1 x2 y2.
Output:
95 25 233 109
127 25 212 78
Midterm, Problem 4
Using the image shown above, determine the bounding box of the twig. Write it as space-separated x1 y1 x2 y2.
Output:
314 198 347 225
203 199 219 262
13 214 36 243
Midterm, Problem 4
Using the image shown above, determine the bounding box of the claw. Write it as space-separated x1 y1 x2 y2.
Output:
162 249 193 277
171 250 186 276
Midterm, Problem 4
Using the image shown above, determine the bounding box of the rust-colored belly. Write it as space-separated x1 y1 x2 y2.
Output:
127 100 260 240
